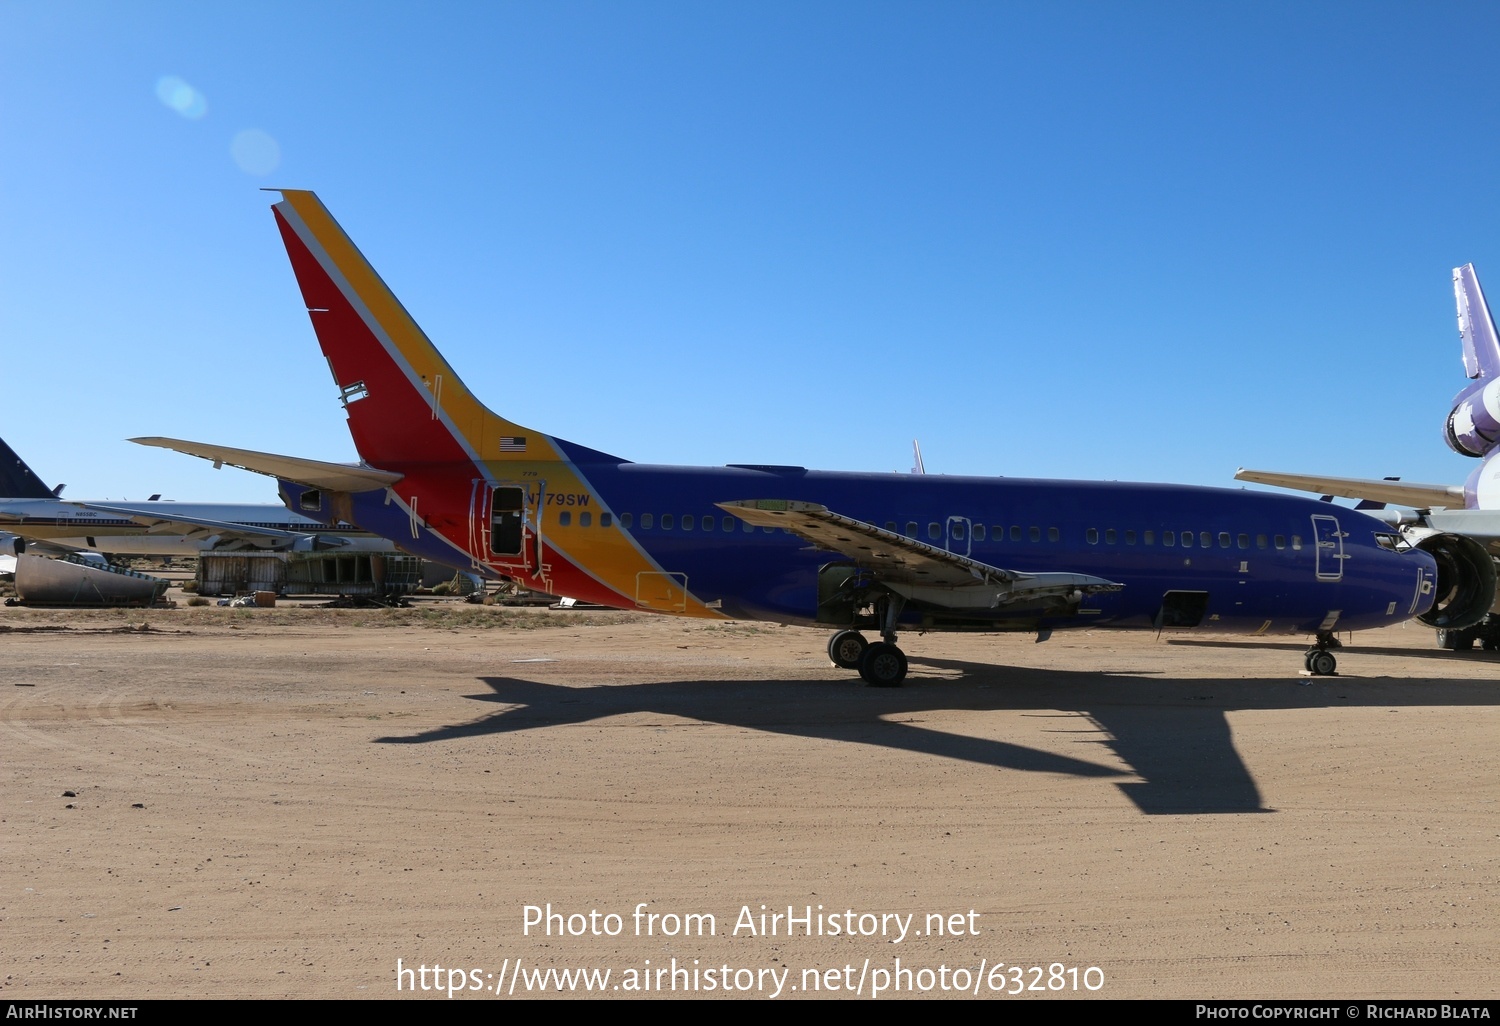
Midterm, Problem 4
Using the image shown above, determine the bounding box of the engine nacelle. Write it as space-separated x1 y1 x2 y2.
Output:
1415 533 1497 630
1444 378 1500 458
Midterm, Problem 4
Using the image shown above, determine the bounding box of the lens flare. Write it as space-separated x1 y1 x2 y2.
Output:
230 129 281 176
155 75 207 119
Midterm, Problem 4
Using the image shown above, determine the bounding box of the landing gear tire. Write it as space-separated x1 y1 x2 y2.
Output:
1306 649 1337 676
858 642 908 687
1436 628 1475 651
828 630 868 670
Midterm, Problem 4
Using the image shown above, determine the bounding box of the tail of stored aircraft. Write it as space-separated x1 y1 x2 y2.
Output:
270 191 622 471
1445 264 1500 459
1455 263 1500 382
0 437 59 499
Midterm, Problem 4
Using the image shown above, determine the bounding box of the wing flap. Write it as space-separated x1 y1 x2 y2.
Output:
131 437 403 493
1234 468 1464 509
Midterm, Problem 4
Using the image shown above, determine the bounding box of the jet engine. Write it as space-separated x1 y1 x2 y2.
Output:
1415 533 1497 630
1444 379 1500 458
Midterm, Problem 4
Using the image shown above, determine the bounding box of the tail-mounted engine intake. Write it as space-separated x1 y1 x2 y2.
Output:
1444 379 1500 458
1415 533 1497 630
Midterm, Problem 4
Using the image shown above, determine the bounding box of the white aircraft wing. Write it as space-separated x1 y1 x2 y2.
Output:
1234 468 1464 509
76 503 319 545
130 437 403 493
717 500 1121 605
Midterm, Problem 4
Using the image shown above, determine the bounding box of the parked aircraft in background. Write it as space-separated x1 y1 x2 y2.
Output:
0 435 388 558
1237 263 1500 650
139 191 1442 683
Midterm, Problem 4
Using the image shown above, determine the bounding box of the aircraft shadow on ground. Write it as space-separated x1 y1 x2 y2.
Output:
373 657 1500 816
1167 636 1500 664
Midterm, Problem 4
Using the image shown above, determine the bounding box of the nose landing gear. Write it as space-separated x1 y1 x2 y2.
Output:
1303 631 1340 676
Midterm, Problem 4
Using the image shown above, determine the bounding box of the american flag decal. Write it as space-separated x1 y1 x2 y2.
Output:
499 436 527 452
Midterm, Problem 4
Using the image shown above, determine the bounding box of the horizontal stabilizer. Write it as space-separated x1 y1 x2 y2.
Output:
130 437 403 493
1234 468 1464 509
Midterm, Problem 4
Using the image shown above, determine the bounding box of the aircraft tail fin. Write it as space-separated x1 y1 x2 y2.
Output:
0 437 59 499
1454 264 1500 380
269 191 623 469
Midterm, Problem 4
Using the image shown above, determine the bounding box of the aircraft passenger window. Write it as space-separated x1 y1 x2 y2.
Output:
1011 526 1022 542
1087 528 1099 545
952 522 966 540
1291 535 1302 550
682 515 694 531
1105 528 1117 545
701 516 711 531
1238 533 1249 549
1200 531 1212 548
1181 532 1193 548
743 520 754 533
992 525 1004 540
1218 532 1230 548
641 513 653 529
559 512 571 527
1163 531 1175 546
1256 534 1267 549
661 514 674 530
1144 530 1154 545
885 522 897 532
723 517 735 532
928 523 940 540
1274 535 1285 549
601 513 613 528
1029 526 1041 542
579 512 591 527
1125 530 1136 545
762 526 775 534
906 522 918 537
621 513 632 528
1048 527 1059 542
973 525 986 541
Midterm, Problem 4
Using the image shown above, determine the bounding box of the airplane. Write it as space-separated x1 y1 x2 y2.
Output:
136 190 1448 685
1237 262 1500 652
0 433 394 558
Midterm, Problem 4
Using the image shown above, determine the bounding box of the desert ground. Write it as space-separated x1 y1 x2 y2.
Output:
1 604 1496 1000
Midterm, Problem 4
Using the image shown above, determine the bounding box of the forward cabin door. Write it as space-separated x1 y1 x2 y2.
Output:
1312 514 1344 581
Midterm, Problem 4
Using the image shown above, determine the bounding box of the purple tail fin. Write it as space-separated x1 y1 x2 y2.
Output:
1454 264 1500 380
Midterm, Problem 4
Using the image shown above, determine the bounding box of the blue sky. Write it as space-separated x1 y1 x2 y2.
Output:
3 1 1499 502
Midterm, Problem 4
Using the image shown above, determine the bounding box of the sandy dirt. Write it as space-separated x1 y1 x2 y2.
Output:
1 605 1496 1000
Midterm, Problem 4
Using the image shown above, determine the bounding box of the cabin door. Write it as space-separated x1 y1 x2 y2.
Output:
470 481 531 569
1311 514 1344 581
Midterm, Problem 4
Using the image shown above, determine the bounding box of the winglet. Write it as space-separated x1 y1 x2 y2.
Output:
1455 264 1500 380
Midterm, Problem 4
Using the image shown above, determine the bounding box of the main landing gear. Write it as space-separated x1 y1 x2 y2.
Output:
1303 631 1340 676
829 630 909 687
828 597 909 687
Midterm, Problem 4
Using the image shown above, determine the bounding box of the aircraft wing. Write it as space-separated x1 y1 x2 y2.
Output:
1234 468 1464 509
130 437 403 493
717 500 1122 604
75 503 324 545
1422 509 1500 552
